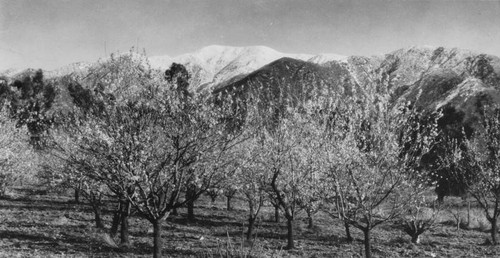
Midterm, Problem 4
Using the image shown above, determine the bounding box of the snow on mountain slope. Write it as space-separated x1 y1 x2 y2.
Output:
435 77 488 110
308 53 347 64
148 45 330 90
210 46 314 88
0 68 26 78
44 61 93 78
148 55 172 69
3 45 344 91
381 46 476 88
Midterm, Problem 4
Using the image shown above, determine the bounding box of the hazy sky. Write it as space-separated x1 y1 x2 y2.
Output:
1 0 500 70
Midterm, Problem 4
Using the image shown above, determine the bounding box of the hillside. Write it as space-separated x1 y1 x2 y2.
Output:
382 47 500 116
1 45 347 92
212 57 357 103
2 45 500 120
210 46 500 124
148 45 345 92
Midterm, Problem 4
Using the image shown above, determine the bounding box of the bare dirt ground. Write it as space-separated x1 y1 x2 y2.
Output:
1 187 500 257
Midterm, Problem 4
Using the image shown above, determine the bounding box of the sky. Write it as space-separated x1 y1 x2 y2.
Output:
1 0 500 70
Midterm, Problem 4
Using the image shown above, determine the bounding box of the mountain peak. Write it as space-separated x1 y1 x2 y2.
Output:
149 45 320 90
308 53 348 64
198 45 278 52
193 45 283 63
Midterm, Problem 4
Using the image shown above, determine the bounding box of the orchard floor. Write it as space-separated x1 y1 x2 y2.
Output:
1 188 500 257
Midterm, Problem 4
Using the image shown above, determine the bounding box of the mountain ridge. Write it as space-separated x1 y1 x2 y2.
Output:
211 46 500 124
148 45 346 90
2 45 500 119
1 45 348 90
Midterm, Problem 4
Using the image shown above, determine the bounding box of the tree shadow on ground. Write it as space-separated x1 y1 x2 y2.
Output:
130 242 198 256
168 213 244 229
0 229 118 255
301 232 359 245
0 230 56 242
3 221 89 230
247 230 287 240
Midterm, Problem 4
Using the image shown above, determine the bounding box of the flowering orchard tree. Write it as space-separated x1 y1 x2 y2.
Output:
48 143 110 230
319 94 437 258
205 187 223 205
229 132 266 241
50 105 136 245
452 104 500 245
78 49 157 102
0 109 36 196
399 196 441 244
247 98 328 250
397 112 442 244
68 164 109 229
316 101 357 242
51 55 243 257
50 51 161 246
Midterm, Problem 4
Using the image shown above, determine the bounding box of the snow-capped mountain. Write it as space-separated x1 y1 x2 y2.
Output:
213 45 500 125
148 45 345 90
4 45 500 121
0 68 26 78
208 46 309 87
308 53 348 64
43 61 94 78
1 45 346 90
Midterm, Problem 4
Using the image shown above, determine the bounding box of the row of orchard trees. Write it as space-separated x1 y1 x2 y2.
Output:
4 52 494 258
231 84 440 258
48 52 440 258
438 104 500 245
46 54 246 258
0 70 53 197
0 107 37 196
38 53 448 258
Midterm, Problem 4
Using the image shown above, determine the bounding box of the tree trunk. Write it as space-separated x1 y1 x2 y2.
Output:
187 199 195 221
307 210 314 229
274 205 280 223
490 217 498 245
0 182 7 198
186 187 197 221
74 188 80 204
247 201 255 240
467 200 471 228
286 218 295 249
92 204 105 229
226 196 232 211
210 195 217 204
152 219 162 258
344 221 353 242
411 234 421 244
120 201 130 247
247 216 255 240
110 203 122 238
363 228 372 258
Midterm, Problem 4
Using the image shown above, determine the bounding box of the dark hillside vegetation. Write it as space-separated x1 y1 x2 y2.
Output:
213 57 358 102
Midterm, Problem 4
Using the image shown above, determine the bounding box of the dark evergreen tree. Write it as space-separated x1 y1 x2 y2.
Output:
1 69 56 148
165 63 190 99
